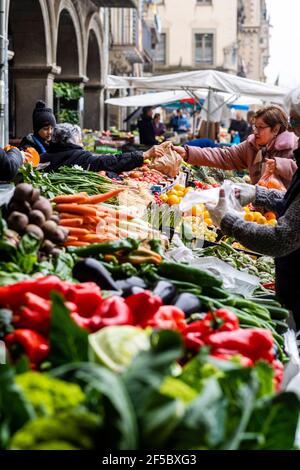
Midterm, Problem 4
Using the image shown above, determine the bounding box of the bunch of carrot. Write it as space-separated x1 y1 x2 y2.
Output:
52 189 135 247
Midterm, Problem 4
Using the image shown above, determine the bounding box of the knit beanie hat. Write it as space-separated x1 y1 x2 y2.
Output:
32 100 56 134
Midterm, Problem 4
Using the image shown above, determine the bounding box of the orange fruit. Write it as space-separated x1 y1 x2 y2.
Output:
264 211 277 221
205 218 213 226
267 219 277 226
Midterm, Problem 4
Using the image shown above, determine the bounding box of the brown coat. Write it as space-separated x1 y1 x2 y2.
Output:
186 131 298 187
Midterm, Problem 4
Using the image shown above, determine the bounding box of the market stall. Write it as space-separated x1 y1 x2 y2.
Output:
106 69 288 137
1 148 300 450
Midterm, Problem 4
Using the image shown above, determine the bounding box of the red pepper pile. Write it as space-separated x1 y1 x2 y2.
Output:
0 277 284 390
0 277 188 369
181 308 283 390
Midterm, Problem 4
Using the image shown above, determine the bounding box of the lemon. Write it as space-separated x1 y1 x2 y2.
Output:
256 215 267 225
160 193 168 202
184 187 193 194
174 184 185 192
267 219 277 226
244 212 254 222
168 194 180 205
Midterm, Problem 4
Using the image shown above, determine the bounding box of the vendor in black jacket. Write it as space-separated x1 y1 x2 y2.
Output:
19 100 56 155
40 123 165 175
0 147 24 181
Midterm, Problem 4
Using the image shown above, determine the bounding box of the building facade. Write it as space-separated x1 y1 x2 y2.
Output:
154 0 239 74
237 0 270 81
154 0 270 81
4 0 158 140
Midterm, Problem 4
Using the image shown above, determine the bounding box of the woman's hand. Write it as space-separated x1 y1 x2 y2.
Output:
265 158 276 173
206 188 243 227
172 145 187 160
234 183 257 206
143 143 166 161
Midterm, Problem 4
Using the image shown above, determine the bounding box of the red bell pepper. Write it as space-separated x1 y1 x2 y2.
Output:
94 296 133 328
201 309 239 336
181 321 207 351
24 292 51 316
0 276 71 308
206 328 274 362
148 306 187 331
210 351 254 367
272 359 284 391
13 306 50 335
5 329 49 367
67 283 103 317
70 312 102 333
125 290 162 328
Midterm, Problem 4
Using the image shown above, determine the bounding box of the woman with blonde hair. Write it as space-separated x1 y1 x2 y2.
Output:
174 105 298 188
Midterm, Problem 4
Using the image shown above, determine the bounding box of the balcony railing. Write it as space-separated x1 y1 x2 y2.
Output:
92 0 138 8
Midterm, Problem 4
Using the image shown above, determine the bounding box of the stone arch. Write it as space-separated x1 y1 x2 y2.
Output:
55 0 84 78
84 22 103 130
8 0 53 138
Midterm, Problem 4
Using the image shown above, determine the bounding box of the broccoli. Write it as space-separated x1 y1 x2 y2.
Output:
16 371 85 416
10 410 101 450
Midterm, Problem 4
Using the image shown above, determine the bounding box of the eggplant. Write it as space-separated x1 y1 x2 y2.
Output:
72 258 119 290
115 276 147 291
122 286 145 298
173 293 202 316
152 280 177 304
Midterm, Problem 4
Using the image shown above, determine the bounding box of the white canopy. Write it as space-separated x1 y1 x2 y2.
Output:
106 69 288 104
105 89 263 108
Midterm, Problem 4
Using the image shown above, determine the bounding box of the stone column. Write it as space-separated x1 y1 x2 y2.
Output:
84 82 103 131
11 65 59 138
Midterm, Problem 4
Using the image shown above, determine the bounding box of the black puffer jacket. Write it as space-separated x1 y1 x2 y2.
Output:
19 133 49 155
40 142 144 174
0 147 23 182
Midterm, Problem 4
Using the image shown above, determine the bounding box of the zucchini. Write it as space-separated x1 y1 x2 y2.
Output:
158 262 222 289
266 306 290 320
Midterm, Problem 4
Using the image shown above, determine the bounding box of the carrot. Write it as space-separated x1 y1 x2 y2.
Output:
59 213 82 219
60 218 83 227
52 193 88 204
62 227 90 236
66 236 79 242
80 235 113 243
55 204 97 217
98 206 134 221
85 188 125 204
64 241 89 247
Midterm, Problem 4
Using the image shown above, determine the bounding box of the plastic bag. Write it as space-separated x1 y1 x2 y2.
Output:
167 235 260 297
258 160 286 191
179 179 244 214
0 184 15 207
148 141 182 178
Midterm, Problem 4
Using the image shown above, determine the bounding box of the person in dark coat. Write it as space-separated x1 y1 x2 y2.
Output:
19 100 56 155
40 123 165 176
228 110 248 142
138 107 157 146
0 147 24 182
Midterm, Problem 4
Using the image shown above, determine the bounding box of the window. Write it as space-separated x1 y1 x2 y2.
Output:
196 0 212 5
154 32 166 64
195 33 214 65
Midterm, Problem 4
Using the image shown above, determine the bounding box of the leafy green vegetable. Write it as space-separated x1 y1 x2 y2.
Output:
50 362 138 450
10 410 101 450
0 364 35 449
16 371 85 416
49 292 88 367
